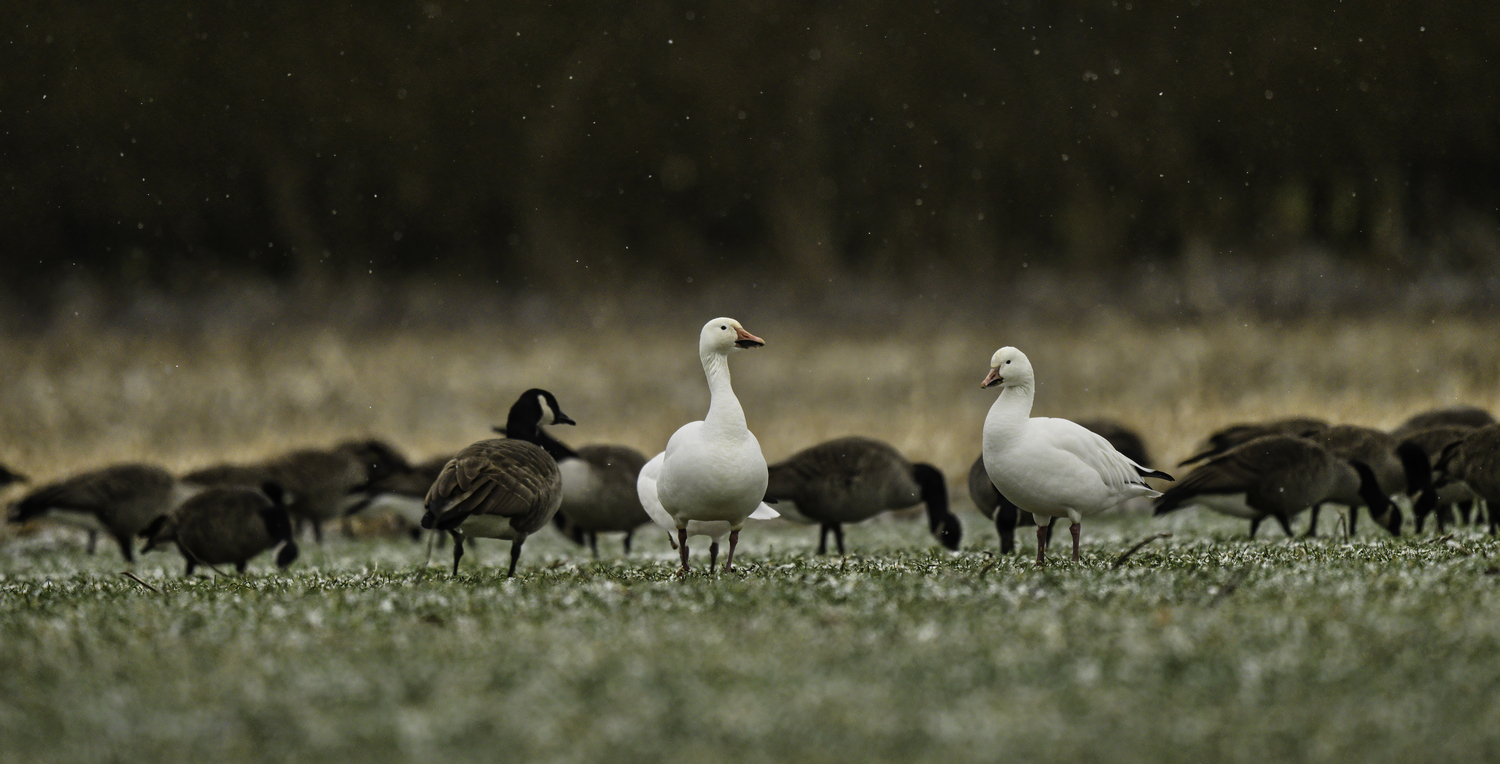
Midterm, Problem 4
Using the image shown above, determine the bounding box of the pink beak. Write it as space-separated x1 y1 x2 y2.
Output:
734 327 765 349
981 368 1004 389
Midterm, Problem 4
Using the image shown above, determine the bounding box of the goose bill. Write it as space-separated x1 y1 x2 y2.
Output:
981 368 1004 388
733 328 765 349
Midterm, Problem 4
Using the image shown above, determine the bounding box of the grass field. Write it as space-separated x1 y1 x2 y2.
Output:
3 310 1500 762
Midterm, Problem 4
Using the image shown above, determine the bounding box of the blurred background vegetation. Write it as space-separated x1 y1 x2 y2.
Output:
4 0 1498 327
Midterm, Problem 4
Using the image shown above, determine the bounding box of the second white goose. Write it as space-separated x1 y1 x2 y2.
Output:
980 347 1171 565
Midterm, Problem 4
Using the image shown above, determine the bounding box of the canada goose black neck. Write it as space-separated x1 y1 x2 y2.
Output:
911 462 961 550
505 388 574 446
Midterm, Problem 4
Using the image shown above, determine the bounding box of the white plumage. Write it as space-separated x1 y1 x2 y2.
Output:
980 346 1169 564
636 317 777 572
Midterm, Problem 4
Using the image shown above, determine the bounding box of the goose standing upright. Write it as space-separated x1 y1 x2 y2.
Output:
980 347 1172 565
423 389 574 577
638 317 775 573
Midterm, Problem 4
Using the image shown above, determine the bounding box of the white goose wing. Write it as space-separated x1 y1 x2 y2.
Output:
1032 417 1161 498
636 452 673 531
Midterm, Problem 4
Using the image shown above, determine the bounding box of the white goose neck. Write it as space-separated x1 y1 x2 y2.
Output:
986 380 1036 444
701 350 746 432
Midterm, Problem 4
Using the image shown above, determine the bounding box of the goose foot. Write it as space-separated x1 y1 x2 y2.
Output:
709 541 720 571
1070 522 1081 562
723 530 740 572
678 529 691 573
1035 524 1049 566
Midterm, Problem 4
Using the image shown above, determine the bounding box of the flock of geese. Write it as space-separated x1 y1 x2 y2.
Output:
3 316 1499 577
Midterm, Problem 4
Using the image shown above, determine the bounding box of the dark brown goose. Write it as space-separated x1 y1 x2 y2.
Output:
0 463 27 491
1396 425 1480 532
140 483 298 575
1302 425 1424 536
1154 435 1400 538
343 454 453 536
1178 417 1328 467
332 438 413 486
765 436 960 556
423 389 573 576
1391 405 1496 440
1433 424 1500 535
7 463 195 562
263 448 368 543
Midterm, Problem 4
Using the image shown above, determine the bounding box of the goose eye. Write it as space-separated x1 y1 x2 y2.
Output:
1006 360 1012 365
720 325 727 330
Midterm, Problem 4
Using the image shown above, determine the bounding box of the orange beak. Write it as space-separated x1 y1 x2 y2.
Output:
734 327 765 349
981 368 1004 388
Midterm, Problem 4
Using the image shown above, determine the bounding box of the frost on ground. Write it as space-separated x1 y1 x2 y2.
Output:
2 511 1498 764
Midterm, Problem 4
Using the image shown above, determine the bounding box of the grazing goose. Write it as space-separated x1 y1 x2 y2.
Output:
140 483 299 575
1154 435 1398 538
765 436 959 555
638 317 775 573
980 347 1171 565
1301 425 1422 536
493 423 653 557
1396 425 1480 532
343 454 453 535
262 448 369 543
7 463 197 562
1433 424 1500 535
332 438 413 485
1391 405 1496 440
422 389 574 577
1178 417 1329 467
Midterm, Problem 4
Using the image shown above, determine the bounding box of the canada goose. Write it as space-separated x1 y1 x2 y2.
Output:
1301 425 1421 536
1391 405 1496 440
422 388 574 577
1396 425 1479 532
343 454 453 535
7 463 196 562
981 347 1171 565
966 456 1053 555
332 438 413 484
1178 417 1329 467
766 436 960 555
638 318 775 573
1433 424 1500 535
0 463 27 490
262 448 369 543
492 423 653 557
140 482 299 575
1154 435 1399 538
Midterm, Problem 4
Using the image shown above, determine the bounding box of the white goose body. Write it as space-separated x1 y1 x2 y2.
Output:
638 317 776 571
980 347 1169 563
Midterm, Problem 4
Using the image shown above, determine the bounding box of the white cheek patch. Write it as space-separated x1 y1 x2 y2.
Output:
537 394 557 425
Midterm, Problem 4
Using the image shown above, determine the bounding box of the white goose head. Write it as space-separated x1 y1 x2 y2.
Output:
980 346 1034 390
699 317 764 357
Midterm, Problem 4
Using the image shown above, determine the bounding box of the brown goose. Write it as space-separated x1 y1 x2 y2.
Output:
7 463 196 562
1396 425 1480 532
1433 424 1500 535
343 454 453 536
1154 435 1399 538
765 436 961 556
140 483 299 575
263 448 368 543
423 389 574 577
1302 425 1424 536
1391 405 1496 440
1178 417 1328 467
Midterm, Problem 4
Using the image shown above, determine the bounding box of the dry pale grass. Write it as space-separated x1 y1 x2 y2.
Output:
1 310 1496 496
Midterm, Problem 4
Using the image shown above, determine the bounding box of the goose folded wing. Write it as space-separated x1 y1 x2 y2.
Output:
1036 418 1153 492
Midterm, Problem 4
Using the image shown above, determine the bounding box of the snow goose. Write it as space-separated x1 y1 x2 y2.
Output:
1154 435 1397 538
980 347 1171 564
8 463 199 562
968 419 1146 555
638 317 775 573
1433 423 1500 535
141 482 299 575
422 388 574 577
766 436 960 555
1300 425 1420 536
1178 417 1328 467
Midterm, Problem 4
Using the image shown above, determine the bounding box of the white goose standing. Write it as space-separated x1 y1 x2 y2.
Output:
980 347 1172 564
638 317 777 573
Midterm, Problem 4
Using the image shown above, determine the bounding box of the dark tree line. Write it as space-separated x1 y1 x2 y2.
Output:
3 0 1497 299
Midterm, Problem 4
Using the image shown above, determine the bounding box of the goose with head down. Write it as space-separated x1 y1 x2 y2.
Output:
980 347 1171 565
637 318 776 573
